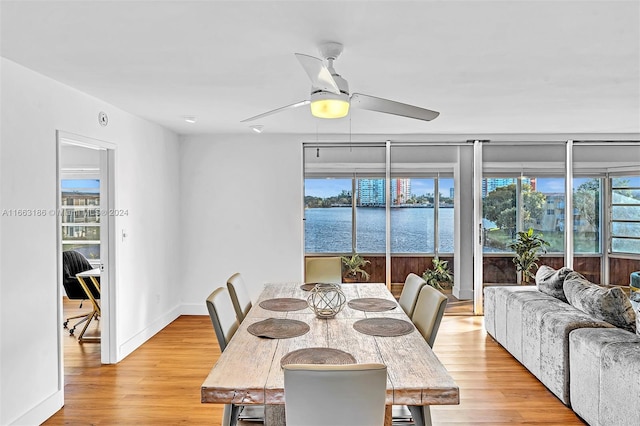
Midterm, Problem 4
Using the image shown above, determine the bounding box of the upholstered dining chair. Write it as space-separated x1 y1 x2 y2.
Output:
226 273 252 323
412 284 448 348
305 256 343 284
396 284 448 426
283 363 387 426
206 287 241 425
206 287 239 353
398 273 427 318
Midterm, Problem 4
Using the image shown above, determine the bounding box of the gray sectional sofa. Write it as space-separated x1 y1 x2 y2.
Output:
484 266 640 426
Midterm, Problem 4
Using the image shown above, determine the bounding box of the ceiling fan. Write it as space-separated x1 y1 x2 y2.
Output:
241 42 439 123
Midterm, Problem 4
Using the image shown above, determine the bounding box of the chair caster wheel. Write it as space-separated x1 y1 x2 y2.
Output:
63 321 69 329
69 328 75 336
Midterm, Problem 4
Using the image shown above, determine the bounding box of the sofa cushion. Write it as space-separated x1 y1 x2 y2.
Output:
538 310 612 405
600 341 640 426
521 298 577 381
484 286 538 343
536 265 572 302
569 328 640 426
505 290 558 363
564 271 636 332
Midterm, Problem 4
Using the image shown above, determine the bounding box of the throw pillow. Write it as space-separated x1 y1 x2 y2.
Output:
563 271 636 332
536 265 572 302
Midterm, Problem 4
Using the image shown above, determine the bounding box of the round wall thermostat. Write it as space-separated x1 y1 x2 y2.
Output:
98 111 108 126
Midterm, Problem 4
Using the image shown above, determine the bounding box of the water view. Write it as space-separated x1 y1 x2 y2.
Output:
305 207 455 253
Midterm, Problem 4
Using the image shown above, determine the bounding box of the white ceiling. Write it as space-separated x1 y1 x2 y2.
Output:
1 0 639 136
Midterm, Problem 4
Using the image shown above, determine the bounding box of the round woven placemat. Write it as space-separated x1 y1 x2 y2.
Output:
247 318 310 339
348 298 397 312
259 298 309 311
300 283 318 291
353 317 414 337
280 347 356 367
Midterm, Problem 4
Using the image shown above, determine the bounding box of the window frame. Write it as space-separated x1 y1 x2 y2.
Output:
609 176 640 255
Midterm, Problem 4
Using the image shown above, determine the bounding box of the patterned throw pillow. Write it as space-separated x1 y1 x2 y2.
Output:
563 271 636 332
535 265 572 302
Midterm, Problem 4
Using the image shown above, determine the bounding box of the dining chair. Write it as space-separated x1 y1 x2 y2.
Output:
226 272 252 323
412 284 448 348
206 287 239 353
397 273 427 317
395 284 448 426
305 256 343 284
205 287 244 426
283 363 387 426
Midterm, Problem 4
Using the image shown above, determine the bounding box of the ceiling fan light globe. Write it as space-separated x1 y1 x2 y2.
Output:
310 99 349 118
310 91 350 119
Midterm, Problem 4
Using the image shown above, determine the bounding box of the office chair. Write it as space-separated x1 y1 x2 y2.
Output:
226 273 252 323
61 250 100 336
398 273 427 318
283 363 388 426
206 287 262 425
395 284 448 426
305 257 342 284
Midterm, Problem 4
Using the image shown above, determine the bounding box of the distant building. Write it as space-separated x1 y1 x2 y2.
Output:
358 178 411 206
392 178 411 205
358 179 385 206
482 177 535 197
539 193 564 231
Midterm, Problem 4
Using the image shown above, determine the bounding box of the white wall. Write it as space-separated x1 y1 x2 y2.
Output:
0 58 181 425
179 134 304 313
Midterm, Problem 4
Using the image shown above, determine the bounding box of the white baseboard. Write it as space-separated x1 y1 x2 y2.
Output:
8 389 63 426
117 304 181 362
181 303 208 316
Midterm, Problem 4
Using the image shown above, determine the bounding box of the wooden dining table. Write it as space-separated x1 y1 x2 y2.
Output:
201 282 459 425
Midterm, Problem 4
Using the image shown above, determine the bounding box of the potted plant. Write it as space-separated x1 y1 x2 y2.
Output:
508 228 549 284
422 257 454 291
340 253 371 283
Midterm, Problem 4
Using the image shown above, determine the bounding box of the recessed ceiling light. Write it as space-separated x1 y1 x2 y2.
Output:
250 125 264 133
183 116 197 123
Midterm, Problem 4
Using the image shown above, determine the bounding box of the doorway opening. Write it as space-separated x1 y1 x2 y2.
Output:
57 131 116 375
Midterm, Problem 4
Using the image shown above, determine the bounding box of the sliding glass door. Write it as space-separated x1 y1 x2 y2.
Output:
303 141 471 312
304 144 387 283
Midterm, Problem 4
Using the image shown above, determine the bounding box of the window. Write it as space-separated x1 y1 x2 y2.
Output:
482 176 565 253
304 178 352 253
61 179 101 260
438 178 455 253
610 176 640 254
304 176 454 254
573 177 601 253
356 178 386 253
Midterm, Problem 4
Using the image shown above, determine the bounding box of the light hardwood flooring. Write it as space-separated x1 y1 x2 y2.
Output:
45 298 586 425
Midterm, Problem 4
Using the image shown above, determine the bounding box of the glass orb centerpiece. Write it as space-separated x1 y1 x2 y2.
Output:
307 283 346 318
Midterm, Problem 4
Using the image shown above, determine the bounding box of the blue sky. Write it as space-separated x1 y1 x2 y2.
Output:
61 179 100 193
305 178 454 198
305 177 605 199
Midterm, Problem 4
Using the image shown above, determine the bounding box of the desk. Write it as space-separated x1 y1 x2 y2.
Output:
201 283 459 425
75 268 101 343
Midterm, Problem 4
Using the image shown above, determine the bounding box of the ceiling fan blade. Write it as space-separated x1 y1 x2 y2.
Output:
294 53 341 94
240 100 310 122
350 93 440 121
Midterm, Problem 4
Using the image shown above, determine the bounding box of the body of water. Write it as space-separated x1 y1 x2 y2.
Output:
304 207 454 253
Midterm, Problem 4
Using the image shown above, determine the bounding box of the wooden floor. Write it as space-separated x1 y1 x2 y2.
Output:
45 298 586 425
